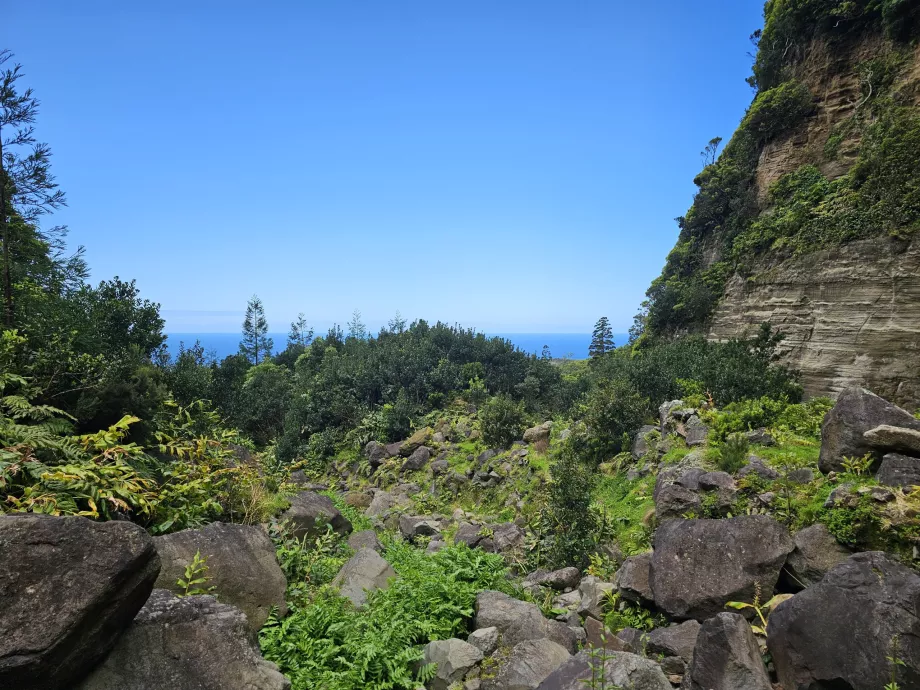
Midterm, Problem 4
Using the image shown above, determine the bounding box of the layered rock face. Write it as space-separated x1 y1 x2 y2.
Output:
709 236 920 406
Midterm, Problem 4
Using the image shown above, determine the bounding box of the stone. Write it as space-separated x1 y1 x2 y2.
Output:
650 516 794 621
289 469 310 486
485 639 570 690
281 491 352 540
654 466 705 499
698 471 735 490
385 441 403 457
787 467 814 484
819 387 920 473
783 523 851 591
864 424 920 456
684 612 771 690
490 522 525 554
431 457 450 475
399 427 431 456
426 539 445 554
0 515 160 690
576 575 616 621
645 620 700 662
344 491 372 508
584 617 628 651
333 548 397 607
524 567 581 591
877 452 920 487
615 552 653 605
474 590 578 653
523 423 552 444
153 522 286 632
632 425 660 458
423 638 484 690
365 490 398 518
659 656 685 676
768 552 920 690
455 521 484 548
468 626 500 655
534 650 671 690
615 628 645 654
824 483 858 508
398 515 441 541
682 415 709 447
364 440 389 467
432 431 447 444
347 529 383 553
75 591 289 690
744 428 776 446
402 445 432 472
552 590 581 613
739 456 779 480
659 400 688 431
654 483 701 520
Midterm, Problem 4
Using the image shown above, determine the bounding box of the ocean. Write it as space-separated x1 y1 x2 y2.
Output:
164 332 630 362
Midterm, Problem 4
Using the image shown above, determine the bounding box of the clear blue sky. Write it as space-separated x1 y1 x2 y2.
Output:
8 1 764 334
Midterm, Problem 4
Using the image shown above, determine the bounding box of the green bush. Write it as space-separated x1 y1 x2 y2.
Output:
542 443 600 568
713 434 751 474
479 394 527 449
741 80 814 142
580 377 649 462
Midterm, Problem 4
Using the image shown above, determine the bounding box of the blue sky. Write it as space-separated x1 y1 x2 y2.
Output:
8 1 764 334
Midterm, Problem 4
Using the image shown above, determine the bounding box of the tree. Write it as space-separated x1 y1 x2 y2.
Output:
387 310 407 334
541 344 552 360
240 295 273 364
589 317 615 359
1 50 67 326
700 136 723 166
288 313 313 348
347 309 367 340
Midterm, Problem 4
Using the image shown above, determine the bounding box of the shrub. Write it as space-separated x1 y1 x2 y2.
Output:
542 443 599 568
581 377 649 462
713 434 750 474
480 395 527 449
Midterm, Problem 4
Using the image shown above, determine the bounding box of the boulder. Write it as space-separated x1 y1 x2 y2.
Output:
744 428 776 446
332 547 397 607
281 491 352 540
0 515 160 690
787 468 814 484
615 628 645 654
646 620 700 662
660 400 690 431
535 651 671 690
768 552 920 690
877 452 920 487
524 567 581 591
632 425 660 458
400 427 431 456
431 457 450 475
344 491 373 508
365 490 401 518
402 445 432 472
523 422 552 444
468 626 500 655
682 415 709 447
423 638 484 690
455 521 485 548
483 639 570 690
864 424 920 456
347 529 384 553
654 484 701 520
385 441 403 457
738 456 779 480
684 612 771 690
576 575 617 621
782 523 851 591
650 516 793 621
153 522 286 632
698 471 734 490
615 552 653 605
398 515 441 541
478 449 498 465
818 387 920 473
474 590 578 653
584 617 629 651
364 440 389 467
654 466 705 499
490 522 525 554
75 590 289 690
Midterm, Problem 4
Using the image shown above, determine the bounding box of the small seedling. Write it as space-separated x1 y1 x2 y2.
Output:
177 549 216 597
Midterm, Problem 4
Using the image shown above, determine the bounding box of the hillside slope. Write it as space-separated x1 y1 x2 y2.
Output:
643 1 920 405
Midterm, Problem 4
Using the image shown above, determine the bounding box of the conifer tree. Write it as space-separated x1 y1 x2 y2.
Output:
347 309 367 340
589 316 615 359
287 312 313 348
240 295 273 364
387 310 407 334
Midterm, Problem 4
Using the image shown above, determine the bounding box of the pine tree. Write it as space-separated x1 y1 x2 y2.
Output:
347 309 367 340
541 344 552 360
589 316 615 359
240 295 273 364
287 312 313 348
387 310 407 334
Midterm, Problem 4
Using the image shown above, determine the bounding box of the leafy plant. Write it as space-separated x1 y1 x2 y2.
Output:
713 433 750 474
177 549 216 597
841 453 874 476
726 583 792 636
480 395 527 449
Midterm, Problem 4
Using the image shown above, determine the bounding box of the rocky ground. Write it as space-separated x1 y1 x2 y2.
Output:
1 386 919 690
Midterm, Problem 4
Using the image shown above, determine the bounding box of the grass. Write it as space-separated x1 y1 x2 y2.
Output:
593 473 656 556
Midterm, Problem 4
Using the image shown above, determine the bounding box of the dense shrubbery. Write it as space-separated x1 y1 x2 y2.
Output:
479 394 528 449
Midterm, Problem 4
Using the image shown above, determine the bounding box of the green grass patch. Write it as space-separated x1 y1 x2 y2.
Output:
593 473 656 556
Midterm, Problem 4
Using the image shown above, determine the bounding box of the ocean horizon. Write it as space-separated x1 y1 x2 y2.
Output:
164 331 630 362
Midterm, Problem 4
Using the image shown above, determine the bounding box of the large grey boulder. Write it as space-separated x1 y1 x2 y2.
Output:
468 626 500 655
650 516 793 621
616 552 653 605
524 567 581 591
398 515 441 541
153 522 286 632
768 551 920 690
489 523 525 554
684 612 771 690
632 425 660 458
523 422 552 444
332 547 397 607
0 515 160 690
423 638 483 690
347 529 383 553
474 590 578 653
682 415 709 447
483 638 570 690
576 575 616 621
646 620 700 662
864 424 920 456
782 523 851 591
402 445 432 472
818 387 920 473
877 452 920 487
281 491 352 540
654 484 701 521
364 440 389 467
535 650 671 690
76 590 289 690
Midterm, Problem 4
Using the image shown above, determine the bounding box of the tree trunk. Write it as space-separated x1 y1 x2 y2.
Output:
0 131 12 327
